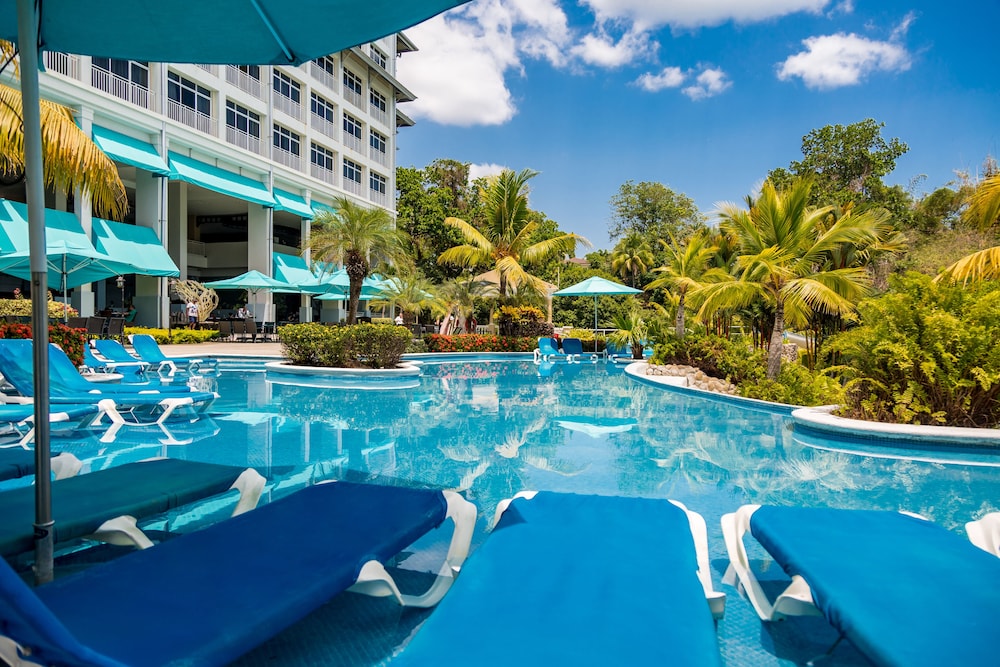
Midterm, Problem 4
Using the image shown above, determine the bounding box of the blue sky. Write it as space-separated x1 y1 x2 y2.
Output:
395 0 999 251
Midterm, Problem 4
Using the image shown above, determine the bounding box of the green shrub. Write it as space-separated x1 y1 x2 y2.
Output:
0 297 78 319
565 328 606 352
825 272 1000 427
0 322 86 366
652 332 767 386
124 327 219 344
497 305 553 338
278 323 409 368
424 334 537 353
740 363 844 406
406 338 428 354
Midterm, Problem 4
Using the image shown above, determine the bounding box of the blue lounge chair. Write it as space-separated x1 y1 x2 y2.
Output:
392 492 725 665
131 334 217 377
0 449 82 482
82 344 147 376
560 337 596 363
92 339 151 374
722 505 1000 667
533 337 567 363
47 344 195 396
0 402 109 448
0 458 264 558
0 481 475 667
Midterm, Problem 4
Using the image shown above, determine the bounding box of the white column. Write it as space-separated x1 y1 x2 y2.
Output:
247 204 272 321
134 171 164 327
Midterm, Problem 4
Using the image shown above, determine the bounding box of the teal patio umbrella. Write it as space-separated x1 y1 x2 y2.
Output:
553 276 643 331
2 0 471 581
204 270 293 318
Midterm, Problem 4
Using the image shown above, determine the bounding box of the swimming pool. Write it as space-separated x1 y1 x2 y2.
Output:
56 358 1000 665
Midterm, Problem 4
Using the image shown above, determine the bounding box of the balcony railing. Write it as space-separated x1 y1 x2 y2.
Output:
225 126 263 155
225 66 262 99
310 164 337 185
310 62 338 93
91 67 153 110
343 178 365 197
310 114 338 140
273 94 302 121
343 87 363 109
166 99 215 135
195 64 217 76
343 133 363 154
369 147 389 167
370 189 389 207
44 52 79 79
369 104 388 127
273 147 301 171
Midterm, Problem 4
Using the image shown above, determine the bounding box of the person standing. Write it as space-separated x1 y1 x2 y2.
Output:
186 299 199 329
394 312 404 326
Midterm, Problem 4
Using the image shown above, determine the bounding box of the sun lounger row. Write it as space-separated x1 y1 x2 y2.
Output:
2 489 997 667
533 336 597 363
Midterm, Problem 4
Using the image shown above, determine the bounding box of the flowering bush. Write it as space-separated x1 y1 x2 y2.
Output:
125 327 219 344
0 297 78 319
0 322 87 366
424 334 537 353
496 305 553 338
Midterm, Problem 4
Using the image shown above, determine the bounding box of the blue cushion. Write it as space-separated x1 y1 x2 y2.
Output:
393 492 721 666
751 506 1000 667
6 482 446 667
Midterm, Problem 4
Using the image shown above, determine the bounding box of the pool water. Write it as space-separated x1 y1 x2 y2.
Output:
51 359 1000 665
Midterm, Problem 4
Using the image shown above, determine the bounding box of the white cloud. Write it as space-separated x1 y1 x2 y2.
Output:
682 67 732 100
777 32 911 89
469 163 508 181
581 0 831 30
571 29 655 68
636 66 685 91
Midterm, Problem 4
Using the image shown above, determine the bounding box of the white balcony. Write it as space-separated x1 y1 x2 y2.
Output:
310 164 337 185
44 52 79 79
343 87 363 110
91 67 153 110
343 133 363 154
195 64 217 76
369 105 388 127
343 178 365 197
310 114 338 140
225 126 263 155
273 94 302 121
273 147 301 171
370 147 389 167
310 62 339 93
166 99 214 135
370 189 389 207
225 66 262 99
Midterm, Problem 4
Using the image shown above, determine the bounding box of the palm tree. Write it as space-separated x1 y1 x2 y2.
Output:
0 42 126 218
438 168 589 301
307 196 408 324
647 231 728 339
373 270 437 327
938 174 1000 283
610 233 653 287
439 275 497 332
697 178 880 379
607 310 647 360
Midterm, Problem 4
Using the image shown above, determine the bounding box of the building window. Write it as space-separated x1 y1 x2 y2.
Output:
311 142 335 171
167 71 211 115
315 56 336 77
343 69 363 97
343 158 362 184
273 124 300 155
370 89 387 114
370 171 387 195
226 101 260 137
93 58 148 88
369 46 387 69
236 65 260 81
343 113 362 140
370 130 386 154
310 93 336 123
272 70 301 103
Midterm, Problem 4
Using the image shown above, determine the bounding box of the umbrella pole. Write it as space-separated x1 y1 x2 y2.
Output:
18 0 55 585
594 295 598 334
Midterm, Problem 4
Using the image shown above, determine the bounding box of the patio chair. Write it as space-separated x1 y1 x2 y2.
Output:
81 345 145 377
561 337 597 363
0 448 82 482
392 491 724 666
0 458 264 559
65 316 88 331
104 317 126 342
242 317 259 343
84 316 106 340
0 402 110 449
217 319 232 341
533 336 567 363
721 505 1000 667
92 339 151 373
231 318 246 341
131 334 217 376
966 512 1000 557
0 480 475 667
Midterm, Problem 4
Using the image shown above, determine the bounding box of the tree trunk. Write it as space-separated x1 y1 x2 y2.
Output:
347 279 360 325
675 292 685 339
767 300 785 380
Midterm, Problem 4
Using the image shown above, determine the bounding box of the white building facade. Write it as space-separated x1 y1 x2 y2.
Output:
1 34 419 327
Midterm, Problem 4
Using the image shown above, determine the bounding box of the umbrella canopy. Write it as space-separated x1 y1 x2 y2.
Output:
316 267 385 297
272 253 327 295
203 270 292 292
553 276 643 331
4 0 472 584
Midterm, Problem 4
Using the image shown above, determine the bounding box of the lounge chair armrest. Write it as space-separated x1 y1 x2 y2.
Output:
967 512 1000 557
671 499 726 619
50 452 83 480
89 515 155 549
230 468 266 516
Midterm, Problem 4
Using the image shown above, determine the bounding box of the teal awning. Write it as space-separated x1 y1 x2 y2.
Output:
168 153 275 208
273 190 313 218
311 201 338 217
92 126 170 175
92 219 180 277
273 252 326 294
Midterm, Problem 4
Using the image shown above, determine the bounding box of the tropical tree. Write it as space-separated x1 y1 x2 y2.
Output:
696 179 881 379
937 173 1000 283
610 233 653 287
438 168 589 301
372 270 436 326
307 196 408 324
647 231 728 339
0 41 126 219
437 275 497 332
607 310 647 360
608 180 705 242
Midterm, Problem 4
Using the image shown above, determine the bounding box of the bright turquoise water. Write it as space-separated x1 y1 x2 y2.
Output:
47 358 1000 666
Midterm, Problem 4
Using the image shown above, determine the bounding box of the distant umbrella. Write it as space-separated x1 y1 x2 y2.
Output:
553 276 642 331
